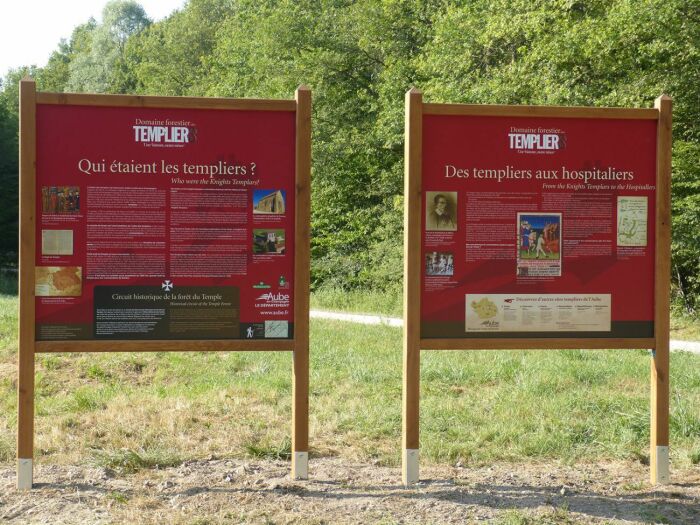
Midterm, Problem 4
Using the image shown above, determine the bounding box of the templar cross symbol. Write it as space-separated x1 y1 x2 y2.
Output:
161 280 174 292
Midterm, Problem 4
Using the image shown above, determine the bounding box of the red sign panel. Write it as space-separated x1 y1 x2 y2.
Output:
35 104 296 341
421 115 657 339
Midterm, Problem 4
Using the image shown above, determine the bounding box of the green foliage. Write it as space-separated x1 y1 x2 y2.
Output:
416 0 700 307
36 20 97 92
0 67 36 262
66 0 151 94
0 102 18 258
671 141 700 313
125 0 231 96
0 0 699 311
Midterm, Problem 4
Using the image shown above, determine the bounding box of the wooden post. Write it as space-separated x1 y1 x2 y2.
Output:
402 88 422 485
17 78 37 490
651 94 672 485
292 85 311 480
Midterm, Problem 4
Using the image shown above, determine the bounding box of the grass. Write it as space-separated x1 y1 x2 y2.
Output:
312 284 700 342
310 286 403 317
92 447 182 474
106 491 129 504
670 312 700 341
244 436 292 460
495 508 578 525
1 275 700 473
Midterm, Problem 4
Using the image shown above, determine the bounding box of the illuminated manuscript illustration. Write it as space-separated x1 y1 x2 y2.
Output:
516 212 562 277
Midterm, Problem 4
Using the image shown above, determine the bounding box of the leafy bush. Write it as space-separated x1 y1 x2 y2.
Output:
0 0 698 313
671 141 700 314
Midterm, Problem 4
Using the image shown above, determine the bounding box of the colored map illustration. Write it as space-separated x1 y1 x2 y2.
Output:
471 297 498 319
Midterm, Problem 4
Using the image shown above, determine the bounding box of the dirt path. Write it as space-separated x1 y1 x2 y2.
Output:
309 310 700 354
1 458 698 524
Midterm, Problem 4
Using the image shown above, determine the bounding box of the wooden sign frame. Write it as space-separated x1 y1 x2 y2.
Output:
17 79 312 489
402 88 672 485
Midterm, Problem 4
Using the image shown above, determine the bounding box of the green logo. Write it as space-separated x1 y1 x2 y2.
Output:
253 281 271 289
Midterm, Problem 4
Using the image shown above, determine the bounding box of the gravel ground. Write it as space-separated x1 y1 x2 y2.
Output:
1 458 699 524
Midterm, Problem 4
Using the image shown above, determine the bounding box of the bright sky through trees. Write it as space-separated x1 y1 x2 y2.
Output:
0 0 184 74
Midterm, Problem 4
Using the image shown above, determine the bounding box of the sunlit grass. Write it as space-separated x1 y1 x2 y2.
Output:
0 280 699 473
310 286 402 316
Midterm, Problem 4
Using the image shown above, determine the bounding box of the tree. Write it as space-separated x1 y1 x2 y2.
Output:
0 68 35 263
126 0 232 96
203 0 446 290
671 141 700 313
418 0 700 310
66 0 150 93
37 20 97 92
1 0 699 308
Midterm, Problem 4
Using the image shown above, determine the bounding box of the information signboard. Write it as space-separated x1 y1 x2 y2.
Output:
18 80 311 488
35 98 297 342
420 113 656 339
402 89 672 486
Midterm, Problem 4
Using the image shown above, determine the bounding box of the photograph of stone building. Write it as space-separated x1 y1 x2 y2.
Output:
253 189 286 214
253 229 286 255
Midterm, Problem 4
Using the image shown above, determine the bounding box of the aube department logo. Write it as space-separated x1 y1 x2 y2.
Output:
254 291 290 308
133 118 197 148
508 127 566 154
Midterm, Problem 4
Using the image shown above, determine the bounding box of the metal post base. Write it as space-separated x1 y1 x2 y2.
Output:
17 458 33 490
403 449 419 485
292 451 308 480
652 446 670 485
